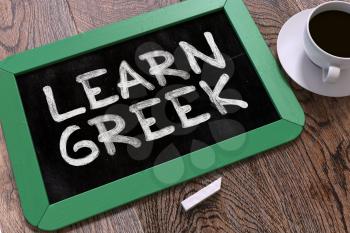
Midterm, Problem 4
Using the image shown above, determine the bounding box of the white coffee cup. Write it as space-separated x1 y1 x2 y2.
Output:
304 1 350 83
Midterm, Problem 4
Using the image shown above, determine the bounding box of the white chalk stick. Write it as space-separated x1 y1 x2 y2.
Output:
181 177 222 211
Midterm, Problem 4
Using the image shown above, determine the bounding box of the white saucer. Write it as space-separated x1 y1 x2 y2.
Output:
277 9 350 97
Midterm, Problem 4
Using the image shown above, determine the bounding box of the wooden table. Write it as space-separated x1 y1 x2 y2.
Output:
0 0 349 232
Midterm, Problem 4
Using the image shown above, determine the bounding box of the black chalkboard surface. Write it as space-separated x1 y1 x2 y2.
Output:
16 11 279 204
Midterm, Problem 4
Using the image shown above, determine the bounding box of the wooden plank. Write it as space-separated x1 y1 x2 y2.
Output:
66 0 180 33
59 206 144 233
0 0 76 60
243 0 331 56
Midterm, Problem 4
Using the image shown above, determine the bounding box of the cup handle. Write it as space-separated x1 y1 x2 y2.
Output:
322 65 341 83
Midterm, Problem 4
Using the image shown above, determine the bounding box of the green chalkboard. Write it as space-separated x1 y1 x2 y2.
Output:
0 0 304 230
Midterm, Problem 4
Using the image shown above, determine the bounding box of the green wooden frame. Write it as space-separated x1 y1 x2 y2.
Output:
0 0 304 230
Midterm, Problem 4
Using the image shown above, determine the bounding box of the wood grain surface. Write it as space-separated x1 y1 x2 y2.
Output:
0 0 349 232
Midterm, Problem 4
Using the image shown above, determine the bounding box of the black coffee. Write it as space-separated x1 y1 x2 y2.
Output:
309 10 350 57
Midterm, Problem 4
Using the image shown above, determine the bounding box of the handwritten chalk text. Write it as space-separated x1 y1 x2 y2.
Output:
43 32 248 166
